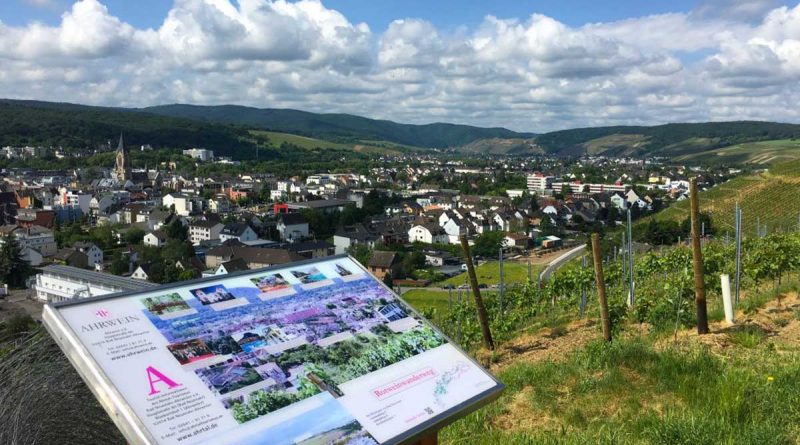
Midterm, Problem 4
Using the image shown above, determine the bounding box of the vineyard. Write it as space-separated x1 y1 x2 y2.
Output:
414 232 800 444
674 138 800 165
643 160 800 235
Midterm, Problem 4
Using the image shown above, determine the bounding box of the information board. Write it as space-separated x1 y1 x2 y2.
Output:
43 255 503 445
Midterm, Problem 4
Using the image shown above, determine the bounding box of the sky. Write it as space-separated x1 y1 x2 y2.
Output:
0 0 799 132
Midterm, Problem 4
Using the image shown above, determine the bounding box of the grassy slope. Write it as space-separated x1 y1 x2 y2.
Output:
642 161 800 234
443 334 800 444
250 130 410 155
440 261 541 287
427 281 800 445
674 139 800 165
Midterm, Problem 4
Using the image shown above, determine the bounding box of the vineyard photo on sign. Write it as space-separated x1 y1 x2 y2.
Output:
43 255 503 445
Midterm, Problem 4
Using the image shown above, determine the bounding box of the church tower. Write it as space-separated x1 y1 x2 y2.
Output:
114 133 131 182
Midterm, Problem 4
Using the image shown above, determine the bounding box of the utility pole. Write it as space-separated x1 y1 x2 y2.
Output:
580 255 588 316
690 178 709 334
735 205 743 305
591 233 612 342
627 208 634 306
527 260 532 282
460 235 494 350
499 247 505 315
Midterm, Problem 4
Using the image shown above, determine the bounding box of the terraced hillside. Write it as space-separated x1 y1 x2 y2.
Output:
644 160 800 235
674 139 800 165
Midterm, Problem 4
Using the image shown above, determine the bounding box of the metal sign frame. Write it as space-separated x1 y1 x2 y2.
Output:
43 254 504 445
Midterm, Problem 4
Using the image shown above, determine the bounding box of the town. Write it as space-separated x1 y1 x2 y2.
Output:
0 133 737 313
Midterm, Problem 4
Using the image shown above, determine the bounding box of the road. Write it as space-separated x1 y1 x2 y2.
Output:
537 244 587 283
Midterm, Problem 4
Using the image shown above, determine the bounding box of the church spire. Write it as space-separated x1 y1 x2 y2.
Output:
114 132 131 183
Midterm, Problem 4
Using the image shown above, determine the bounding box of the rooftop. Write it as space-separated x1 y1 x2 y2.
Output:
38 265 156 291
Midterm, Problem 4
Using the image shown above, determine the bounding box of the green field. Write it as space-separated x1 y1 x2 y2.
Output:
440 261 540 287
402 289 452 319
402 288 500 323
674 139 800 165
643 161 800 235
250 130 407 155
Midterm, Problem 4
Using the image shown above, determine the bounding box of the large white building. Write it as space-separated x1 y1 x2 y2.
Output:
162 193 194 217
189 220 224 245
58 188 92 214
182 148 215 161
551 182 629 194
527 173 555 192
31 265 156 303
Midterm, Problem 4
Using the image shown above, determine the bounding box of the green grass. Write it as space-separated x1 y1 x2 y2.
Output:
728 325 767 348
440 261 540 287
441 337 800 444
402 288 499 322
675 139 800 165
402 289 452 320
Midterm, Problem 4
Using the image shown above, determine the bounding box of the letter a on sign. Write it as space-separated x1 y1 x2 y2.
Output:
146 366 180 396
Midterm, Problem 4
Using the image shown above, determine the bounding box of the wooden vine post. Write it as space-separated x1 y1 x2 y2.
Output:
591 233 612 342
690 177 710 334
459 234 495 350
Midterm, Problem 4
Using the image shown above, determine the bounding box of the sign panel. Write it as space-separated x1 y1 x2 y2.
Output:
43 255 503 445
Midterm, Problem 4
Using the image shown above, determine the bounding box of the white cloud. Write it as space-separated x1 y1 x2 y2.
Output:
1 0 800 132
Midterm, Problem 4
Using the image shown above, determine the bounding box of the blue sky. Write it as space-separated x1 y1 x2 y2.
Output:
0 0 799 131
1 0 777 30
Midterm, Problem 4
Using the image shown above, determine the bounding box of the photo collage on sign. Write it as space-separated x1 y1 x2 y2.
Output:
137 259 446 443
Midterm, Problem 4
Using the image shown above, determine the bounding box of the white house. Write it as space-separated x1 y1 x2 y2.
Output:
162 193 194 217
277 213 309 243
408 224 448 244
131 264 155 281
58 188 92 214
143 230 168 247
0 225 57 257
72 241 104 268
219 223 259 243
441 218 469 244
610 193 627 210
189 220 224 245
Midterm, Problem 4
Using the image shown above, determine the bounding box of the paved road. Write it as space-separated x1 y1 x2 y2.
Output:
538 244 587 283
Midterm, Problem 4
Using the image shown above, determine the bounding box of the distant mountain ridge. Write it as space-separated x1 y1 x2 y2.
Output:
1 98 800 162
533 121 800 157
142 104 534 148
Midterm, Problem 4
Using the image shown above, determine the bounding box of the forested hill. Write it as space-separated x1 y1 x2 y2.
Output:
0 100 269 159
142 104 534 148
534 121 800 157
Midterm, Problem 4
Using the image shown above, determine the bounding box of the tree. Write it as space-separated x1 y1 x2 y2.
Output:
472 231 505 258
164 218 188 241
538 215 559 237
346 243 372 266
0 235 31 288
110 251 129 276
681 212 714 238
124 227 146 245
